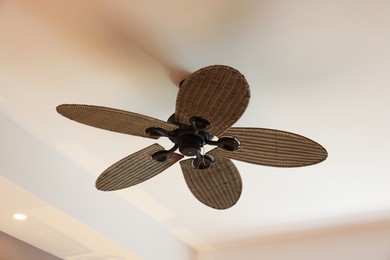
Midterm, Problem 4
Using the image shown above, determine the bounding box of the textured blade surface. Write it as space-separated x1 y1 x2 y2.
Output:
180 150 242 210
57 104 177 139
217 127 328 167
175 65 250 136
96 144 183 191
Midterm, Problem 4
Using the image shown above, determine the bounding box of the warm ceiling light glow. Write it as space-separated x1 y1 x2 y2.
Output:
13 213 27 220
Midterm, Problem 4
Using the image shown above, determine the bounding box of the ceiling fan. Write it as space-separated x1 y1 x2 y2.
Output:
57 65 327 210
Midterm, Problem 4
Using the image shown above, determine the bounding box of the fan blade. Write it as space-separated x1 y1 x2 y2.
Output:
216 127 327 167
175 65 250 136
96 144 183 191
180 150 242 209
57 104 177 139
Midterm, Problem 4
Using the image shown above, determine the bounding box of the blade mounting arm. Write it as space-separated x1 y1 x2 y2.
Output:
151 144 179 162
145 127 171 138
205 137 240 152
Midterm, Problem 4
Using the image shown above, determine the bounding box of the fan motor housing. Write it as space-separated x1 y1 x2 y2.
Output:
145 114 240 169
178 134 204 156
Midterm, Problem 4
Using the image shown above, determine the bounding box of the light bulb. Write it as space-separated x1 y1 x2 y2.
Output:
13 213 27 220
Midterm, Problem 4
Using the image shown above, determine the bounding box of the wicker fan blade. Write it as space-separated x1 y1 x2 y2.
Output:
57 104 177 139
175 65 250 136
96 144 183 191
217 127 327 167
180 150 242 209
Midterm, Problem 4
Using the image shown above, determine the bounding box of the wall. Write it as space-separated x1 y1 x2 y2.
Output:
0 231 61 260
197 219 390 260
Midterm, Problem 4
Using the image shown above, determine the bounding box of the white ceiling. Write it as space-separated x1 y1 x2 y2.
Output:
1 0 390 259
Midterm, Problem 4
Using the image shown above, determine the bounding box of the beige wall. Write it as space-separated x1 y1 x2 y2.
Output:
197 219 390 260
0 231 61 260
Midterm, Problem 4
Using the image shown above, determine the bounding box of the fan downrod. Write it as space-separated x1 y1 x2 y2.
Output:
145 114 240 169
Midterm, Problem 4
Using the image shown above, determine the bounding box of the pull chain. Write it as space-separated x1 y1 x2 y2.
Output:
201 147 206 167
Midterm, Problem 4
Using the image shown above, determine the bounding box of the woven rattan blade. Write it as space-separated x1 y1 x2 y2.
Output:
96 144 183 191
180 149 242 209
57 104 177 139
216 127 327 167
175 65 250 136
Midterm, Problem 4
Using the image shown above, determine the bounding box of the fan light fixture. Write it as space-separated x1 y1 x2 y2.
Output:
57 65 327 210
